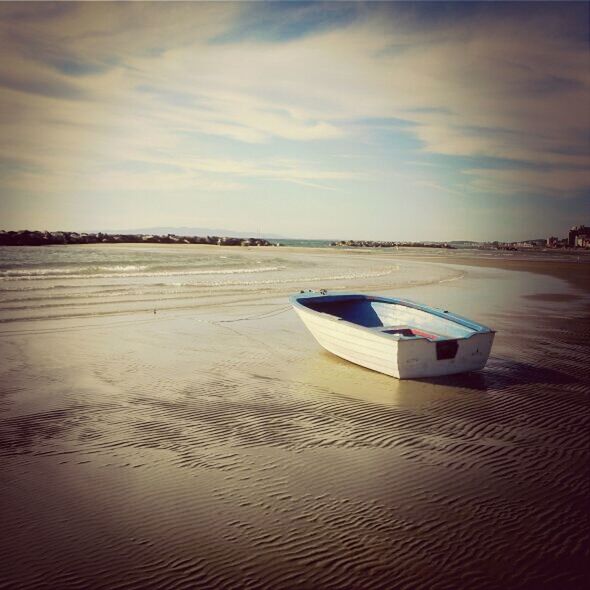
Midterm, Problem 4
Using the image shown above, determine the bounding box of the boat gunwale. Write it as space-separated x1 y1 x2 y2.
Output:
290 291 495 342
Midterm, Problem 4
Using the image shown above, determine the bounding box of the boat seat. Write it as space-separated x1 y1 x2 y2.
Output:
380 325 443 340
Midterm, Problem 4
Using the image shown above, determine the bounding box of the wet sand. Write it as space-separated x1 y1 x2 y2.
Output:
394 252 590 291
0 249 589 589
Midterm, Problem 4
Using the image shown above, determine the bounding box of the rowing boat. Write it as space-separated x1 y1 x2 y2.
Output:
290 291 495 379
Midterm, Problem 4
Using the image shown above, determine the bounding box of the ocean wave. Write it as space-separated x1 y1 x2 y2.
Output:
0 265 284 281
0 269 396 310
0 265 149 277
168 269 394 287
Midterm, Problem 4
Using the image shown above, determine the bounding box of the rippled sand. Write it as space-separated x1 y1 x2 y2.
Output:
1 249 589 589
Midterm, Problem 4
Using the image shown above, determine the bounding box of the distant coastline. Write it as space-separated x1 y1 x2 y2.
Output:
2 230 589 255
0 230 273 247
330 239 454 249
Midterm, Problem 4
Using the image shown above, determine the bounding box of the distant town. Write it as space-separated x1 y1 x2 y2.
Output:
483 224 590 251
332 225 590 251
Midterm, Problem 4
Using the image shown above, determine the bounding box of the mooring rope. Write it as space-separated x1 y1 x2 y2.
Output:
207 304 295 358
195 304 292 324
217 304 292 322
0 304 293 338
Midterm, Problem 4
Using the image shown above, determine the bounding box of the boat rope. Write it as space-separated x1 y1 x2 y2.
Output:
195 304 292 324
0 304 293 338
207 305 296 358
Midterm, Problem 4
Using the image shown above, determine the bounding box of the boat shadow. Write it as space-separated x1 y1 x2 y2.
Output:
417 356 579 392
295 351 582 405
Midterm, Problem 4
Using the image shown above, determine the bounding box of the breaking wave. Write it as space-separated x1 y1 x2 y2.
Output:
0 265 283 281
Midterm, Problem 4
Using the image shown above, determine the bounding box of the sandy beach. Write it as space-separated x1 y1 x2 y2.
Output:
0 245 588 589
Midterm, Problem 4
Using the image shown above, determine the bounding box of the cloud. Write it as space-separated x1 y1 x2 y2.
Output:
465 167 590 198
0 1 588 235
184 156 362 188
211 2 361 44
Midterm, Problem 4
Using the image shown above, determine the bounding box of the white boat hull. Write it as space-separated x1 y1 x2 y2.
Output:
292 292 495 380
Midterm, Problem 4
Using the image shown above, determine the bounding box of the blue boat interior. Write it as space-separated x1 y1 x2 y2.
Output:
296 294 478 340
302 297 384 327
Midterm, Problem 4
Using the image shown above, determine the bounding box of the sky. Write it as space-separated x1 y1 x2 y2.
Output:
0 1 588 242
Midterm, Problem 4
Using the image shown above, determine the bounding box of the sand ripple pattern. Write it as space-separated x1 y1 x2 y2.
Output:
1 284 589 590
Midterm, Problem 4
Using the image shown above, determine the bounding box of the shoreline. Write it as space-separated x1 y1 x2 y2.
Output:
3 240 588 291
271 245 590 292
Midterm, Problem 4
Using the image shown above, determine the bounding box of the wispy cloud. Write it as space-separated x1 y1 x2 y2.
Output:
465 167 590 198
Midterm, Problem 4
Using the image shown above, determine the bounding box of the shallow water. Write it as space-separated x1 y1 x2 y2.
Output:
0 246 589 589
0 245 466 324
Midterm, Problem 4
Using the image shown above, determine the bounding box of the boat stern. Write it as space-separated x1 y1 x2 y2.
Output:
396 331 495 379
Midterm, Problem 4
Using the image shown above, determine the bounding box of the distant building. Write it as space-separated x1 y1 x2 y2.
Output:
547 236 559 247
529 239 546 247
568 225 590 247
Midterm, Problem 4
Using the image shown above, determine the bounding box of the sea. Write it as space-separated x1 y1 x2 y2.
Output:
0 243 469 325
0 242 585 325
